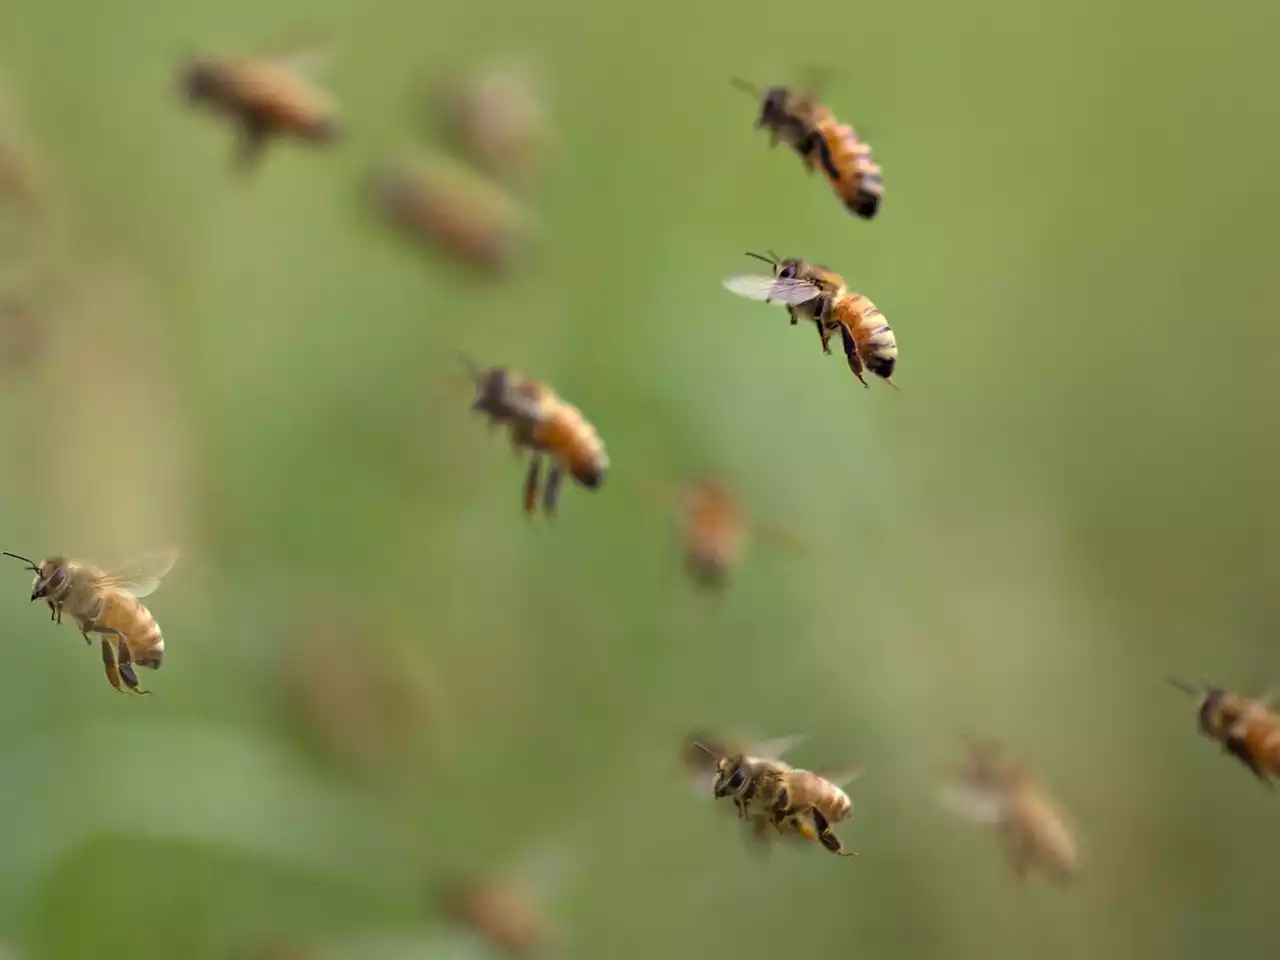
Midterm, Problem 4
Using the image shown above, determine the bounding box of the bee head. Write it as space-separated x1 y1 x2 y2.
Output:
713 755 750 798
1197 687 1234 737
866 355 896 380
460 354 508 416
179 58 221 104
757 86 789 129
4 552 67 602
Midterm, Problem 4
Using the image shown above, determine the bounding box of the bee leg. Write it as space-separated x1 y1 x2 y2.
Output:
838 324 869 388
542 466 564 517
769 786 791 827
736 779 758 819
786 306 799 326
234 117 270 175
816 320 833 355
802 130 842 183
99 637 124 694
115 637 150 696
809 807 857 858
78 596 105 645
523 457 542 517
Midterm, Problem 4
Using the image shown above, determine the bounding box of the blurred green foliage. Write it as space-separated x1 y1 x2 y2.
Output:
0 0 1279 957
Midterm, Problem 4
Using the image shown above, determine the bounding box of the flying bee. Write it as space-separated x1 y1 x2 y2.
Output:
647 479 807 590
462 356 608 517
435 841 578 958
731 76 883 219
369 154 532 276
434 61 550 191
4 549 177 695
179 45 339 173
1169 677 1280 785
938 739 1078 883
723 251 897 387
691 736 863 857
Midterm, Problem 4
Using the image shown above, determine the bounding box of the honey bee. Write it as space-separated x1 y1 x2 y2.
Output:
179 46 339 173
732 77 883 219
938 739 1078 883
463 356 608 516
436 842 577 958
4 549 177 695
369 155 532 275
723 251 897 387
435 62 549 190
691 736 863 857
649 479 806 590
1169 677 1280 784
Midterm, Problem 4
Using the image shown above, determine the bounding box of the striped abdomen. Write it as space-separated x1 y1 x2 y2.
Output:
790 771 853 823
813 119 883 219
1233 712 1280 779
531 403 609 489
833 293 896 374
97 590 165 669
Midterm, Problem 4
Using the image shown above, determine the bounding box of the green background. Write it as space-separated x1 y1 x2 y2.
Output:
0 0 1277 957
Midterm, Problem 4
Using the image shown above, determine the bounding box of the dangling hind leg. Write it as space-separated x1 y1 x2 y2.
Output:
838 325 869 388
542 466 564 517
114 637 151 696
809 807 857 857
523 457 542 517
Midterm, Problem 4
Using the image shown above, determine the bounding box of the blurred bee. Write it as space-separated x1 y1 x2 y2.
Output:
463 356 608 516
1169 677 1280 785
179 45 340 173
731 76 883 219
435 62 549 190
938 739 1078 883
691 735 863 857
649 478 807 590
369 155 532 276
4 550 177 695
436 842 577 957
723 251 897 387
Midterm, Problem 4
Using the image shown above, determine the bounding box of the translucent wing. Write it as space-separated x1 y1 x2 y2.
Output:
722 275 824 307
751 520 811 554
274 47 334 77
936 781 1010 825
745 734 806 763
99 549 179 599
816 765 867 789
506 839 581 903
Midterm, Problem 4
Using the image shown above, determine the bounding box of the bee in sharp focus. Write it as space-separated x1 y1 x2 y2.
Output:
731 75 883 219
179 45 339 173
938 739 1078 883
691 736 862 857
463 356 608 517
4 549 177 695
723 251 897 387
1169 677 1280 785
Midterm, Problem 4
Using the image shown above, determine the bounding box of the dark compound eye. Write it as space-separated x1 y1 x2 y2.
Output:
47 568 66 589
779 265 796 279
728 770 746 790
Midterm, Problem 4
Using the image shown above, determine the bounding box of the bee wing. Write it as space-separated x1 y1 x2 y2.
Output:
505 839 582 907
274 47 335 77
936 780 1010 824
749 520 811 554
98 549 179 598
722 275 824 307
817 765 867 789
746 734 806 763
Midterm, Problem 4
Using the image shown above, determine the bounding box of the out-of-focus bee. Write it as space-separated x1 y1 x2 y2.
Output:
1169 677 1280 785
179 46 339 173
938 739 1078 883
435 842 577 958
649 479 807 590
723 251 897 387
731 76 883 219
435 62 549 190
4 549 177 695
462 356 608 517
369 154 532 275
690 735 863 857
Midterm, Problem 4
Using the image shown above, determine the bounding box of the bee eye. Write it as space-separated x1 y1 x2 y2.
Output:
728 770 746 790
47 569 66 589
779 266 796 279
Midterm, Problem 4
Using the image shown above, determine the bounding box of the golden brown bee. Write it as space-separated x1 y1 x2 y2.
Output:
463 356 608 517
691 736 863 857
649 479 807 590
4 550 177 695
938 739 1078 883
369 155 532 275
435 62 549 190
1169 677 1280 785
179 48 339 173
724 251 898 387
435 843 576 958
732 77 883 219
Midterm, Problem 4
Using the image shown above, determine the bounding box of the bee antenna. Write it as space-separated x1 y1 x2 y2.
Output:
729 77 761 97
744 251 777 266
2 551 38 571
1167 676 1200 696
690 740 719 759
457 352 484 383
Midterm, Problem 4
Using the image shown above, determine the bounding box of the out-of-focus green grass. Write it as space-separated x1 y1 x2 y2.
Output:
0 0 1279 957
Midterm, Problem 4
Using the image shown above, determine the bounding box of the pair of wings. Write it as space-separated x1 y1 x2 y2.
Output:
686 733 866 794
722 274 830 309
89 549 179 600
